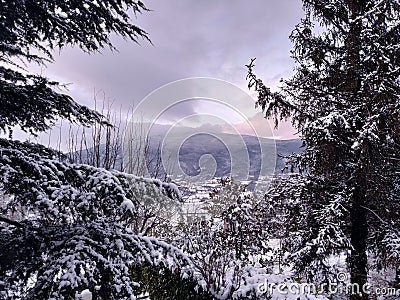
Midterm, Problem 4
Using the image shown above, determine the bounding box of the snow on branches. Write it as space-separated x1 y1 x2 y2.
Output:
0 138 190 299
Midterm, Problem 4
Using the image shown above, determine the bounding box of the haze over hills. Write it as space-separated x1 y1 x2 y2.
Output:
164 133 301 178
70 129 302 179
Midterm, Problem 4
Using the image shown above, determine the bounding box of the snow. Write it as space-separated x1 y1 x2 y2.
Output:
80 289 92 300
54 7 68 19
351 141 360 150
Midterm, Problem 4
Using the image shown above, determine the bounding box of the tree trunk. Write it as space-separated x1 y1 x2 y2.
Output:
345 1 369 297
349 185 368 300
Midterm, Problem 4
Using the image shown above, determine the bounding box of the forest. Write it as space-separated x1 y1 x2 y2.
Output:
1 1 400 299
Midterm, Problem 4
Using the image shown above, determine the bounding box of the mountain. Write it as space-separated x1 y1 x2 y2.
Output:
69 131 302 180
169 134 302 178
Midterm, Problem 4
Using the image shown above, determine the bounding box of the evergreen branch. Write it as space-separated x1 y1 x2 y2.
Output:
0 215 25 228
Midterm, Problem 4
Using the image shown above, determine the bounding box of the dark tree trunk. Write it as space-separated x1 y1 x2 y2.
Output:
345 1 369 297
349 185 368 300
395 268 400 288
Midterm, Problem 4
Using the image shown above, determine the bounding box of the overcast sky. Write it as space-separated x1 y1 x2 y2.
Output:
27 0 304 147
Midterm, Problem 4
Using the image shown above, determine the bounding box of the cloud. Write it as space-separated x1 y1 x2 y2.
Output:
18 0 304 147
224 112 297 140
41 0 303 103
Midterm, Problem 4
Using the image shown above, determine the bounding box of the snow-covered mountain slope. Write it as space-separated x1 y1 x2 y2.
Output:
69 133 302 178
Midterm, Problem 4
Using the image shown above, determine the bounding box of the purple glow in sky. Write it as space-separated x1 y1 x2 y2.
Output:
22 0 304 146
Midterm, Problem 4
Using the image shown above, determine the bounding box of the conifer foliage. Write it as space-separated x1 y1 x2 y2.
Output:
0 0 148 135
247 1 400 299
0 1 192 299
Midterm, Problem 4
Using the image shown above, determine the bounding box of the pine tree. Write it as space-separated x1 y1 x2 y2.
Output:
247 1 400 299
0 1 195 298
0 0 149 135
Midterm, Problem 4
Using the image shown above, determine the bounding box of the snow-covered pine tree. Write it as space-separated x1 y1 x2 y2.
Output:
0 1 195 298
247 1 400 299
0 139 189 298
170 179 272 300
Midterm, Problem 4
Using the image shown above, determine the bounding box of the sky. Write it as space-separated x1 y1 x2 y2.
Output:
25 0 305 148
